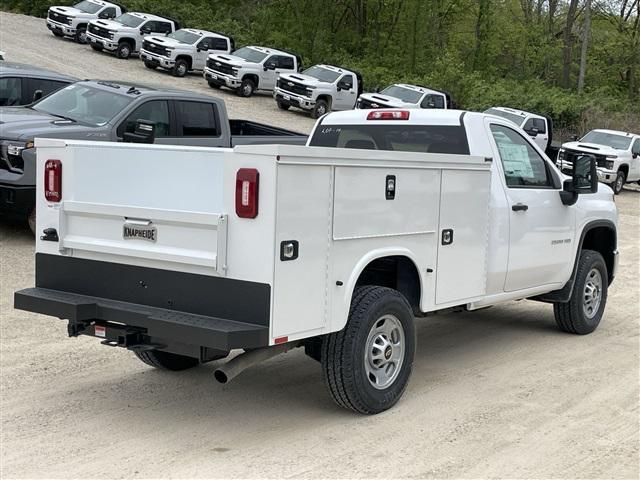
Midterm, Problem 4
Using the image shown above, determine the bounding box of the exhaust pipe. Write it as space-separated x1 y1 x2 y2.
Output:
214 342 300 384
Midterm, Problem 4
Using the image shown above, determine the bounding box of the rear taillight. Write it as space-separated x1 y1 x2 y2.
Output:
367 110 410 120
44 159 62 203
235 168 259 218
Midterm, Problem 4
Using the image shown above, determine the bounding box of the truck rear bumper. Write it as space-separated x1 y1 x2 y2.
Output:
14 254 271 351
15 287 268 351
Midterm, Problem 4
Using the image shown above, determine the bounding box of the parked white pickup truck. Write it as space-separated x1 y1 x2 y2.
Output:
485 106 553 153
357 84 453 110
15 110 618 414
557 129 640 194
46 0 124 44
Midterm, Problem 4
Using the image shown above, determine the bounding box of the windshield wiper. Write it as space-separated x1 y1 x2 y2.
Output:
49 113 77 122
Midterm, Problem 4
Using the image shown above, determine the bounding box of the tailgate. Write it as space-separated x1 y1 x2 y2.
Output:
36 139 230 276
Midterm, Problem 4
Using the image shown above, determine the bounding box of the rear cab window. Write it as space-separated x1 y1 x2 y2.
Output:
309 124 470 155
176 101 219 137
0 77 23 106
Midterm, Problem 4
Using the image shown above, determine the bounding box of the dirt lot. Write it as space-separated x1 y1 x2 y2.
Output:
1 11 640 479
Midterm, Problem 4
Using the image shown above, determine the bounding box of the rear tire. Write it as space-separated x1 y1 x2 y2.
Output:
237 78 255 97
90 44 103 52
172 59 189 77
611 170 626 194
322 286 415 414
116 42 131 59
135 350 200 371
143 60 157 70
75 27 87 44
311 99 329 119
554 249 608 335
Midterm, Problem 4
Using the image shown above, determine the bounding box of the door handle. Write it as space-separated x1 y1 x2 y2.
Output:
512 203 529 212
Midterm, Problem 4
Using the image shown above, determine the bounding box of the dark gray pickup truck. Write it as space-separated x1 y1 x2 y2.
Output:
0 80 307 231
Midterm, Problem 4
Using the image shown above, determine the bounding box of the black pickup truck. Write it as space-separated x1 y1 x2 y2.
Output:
0 80 307 231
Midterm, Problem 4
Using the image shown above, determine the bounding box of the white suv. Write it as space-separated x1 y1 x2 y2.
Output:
87 12 178 59
357 84 453 110
273 64 363 118
204 46 301 97
558 129 640 194
46 0 124 44
140 29 234 77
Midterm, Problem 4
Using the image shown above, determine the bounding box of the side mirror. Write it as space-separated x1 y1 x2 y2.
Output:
560 154 597 205
264 62 276 71
571 134 579 141
524 127 539 136
123 119 156 144
32 90 43 102
632 151 639 159
336 81 351 91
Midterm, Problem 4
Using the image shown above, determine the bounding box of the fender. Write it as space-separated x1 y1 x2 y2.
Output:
337 247 424 331
532 219 617 303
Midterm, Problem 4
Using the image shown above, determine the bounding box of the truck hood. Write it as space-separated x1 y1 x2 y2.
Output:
0 107 97 141
90 19 122 31
50 6 93 19
210 54 254 67
279 73 324 87
561 141 621 157
145 35 181 48
358 92 408 108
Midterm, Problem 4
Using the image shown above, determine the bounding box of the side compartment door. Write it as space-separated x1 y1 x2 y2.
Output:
488 122 575 291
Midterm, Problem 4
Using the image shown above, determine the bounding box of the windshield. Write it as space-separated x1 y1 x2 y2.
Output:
33 84 133 127
232 47 267 63
73 1 102 14
379 85 423 104
167 30 201 44
309 124 470 154
302 66 341 83
115 13 144 28
484 108 526 126
580 131 633 150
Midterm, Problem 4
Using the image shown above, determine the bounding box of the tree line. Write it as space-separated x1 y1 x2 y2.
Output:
5 0 640 136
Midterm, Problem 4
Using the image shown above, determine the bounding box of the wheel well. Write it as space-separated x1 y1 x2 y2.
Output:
618 164 629 176
582 226 616 283
119 37 135 48
355 256 421 313
317 95 332 107
76 23 87 29
242 74 259 88
176 55 192 68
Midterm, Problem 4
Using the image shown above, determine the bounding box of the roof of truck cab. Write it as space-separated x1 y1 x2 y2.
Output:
247 45 295 57
125 12 173 22
488 106 545 120
81 80 222 101
180 28 230 39
0 62 77 81
590 128 639 137
393 84 445 96
320 108 474 126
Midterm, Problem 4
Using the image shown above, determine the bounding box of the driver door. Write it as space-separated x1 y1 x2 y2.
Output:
194 37 213 70
116 100 174 145
334 74 356 110
488 122 576 292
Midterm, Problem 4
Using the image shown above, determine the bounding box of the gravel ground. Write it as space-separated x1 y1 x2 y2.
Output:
1 11 640 480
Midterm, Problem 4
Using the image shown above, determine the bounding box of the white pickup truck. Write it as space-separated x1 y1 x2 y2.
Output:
557 129 640 194
15 110 618 414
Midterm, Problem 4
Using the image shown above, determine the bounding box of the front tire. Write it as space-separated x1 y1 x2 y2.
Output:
311 99 329 119
237 78 255 97
28 208 36 235
116 42 131 59
143 60 157 70
135 350 200 371
554 249 608 335
207 80 221 89
611 170 626 194
322 286 415 414
276 100 290 110
172 59 189 77
75 27 87 44
52 31 64 38
90 43 103 52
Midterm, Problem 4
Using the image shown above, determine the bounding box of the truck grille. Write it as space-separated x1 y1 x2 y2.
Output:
48 10 72 25
207 59 236 76
563 149 608 168
142 40 169 57
357 97 391 109
88 23 113 39
277 79 309 97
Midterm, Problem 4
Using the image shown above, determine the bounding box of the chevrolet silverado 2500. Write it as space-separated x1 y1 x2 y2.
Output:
46 0 125 43
14 109 618 414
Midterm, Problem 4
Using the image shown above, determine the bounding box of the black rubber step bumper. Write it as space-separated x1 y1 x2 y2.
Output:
14 287 269 351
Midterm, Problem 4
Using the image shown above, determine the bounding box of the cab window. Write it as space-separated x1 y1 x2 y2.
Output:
0 77 22 106
275 56 295 70
119 100 170 137
209 37 229 51
523 118 546 134
490 124 553 188
338 74 353 89
176 101 219 137
197 37 219 51
632 139 640 156
421 94 445 109
99 7 116 19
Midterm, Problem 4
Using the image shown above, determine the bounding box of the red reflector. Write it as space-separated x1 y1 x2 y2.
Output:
367 110 410 120
235 168 259 218
44 159 62 202
274 336 288 345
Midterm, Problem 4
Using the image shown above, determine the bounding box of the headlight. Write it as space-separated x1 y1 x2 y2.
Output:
557 148 565 160
605 160 615 169
7 144 24 156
